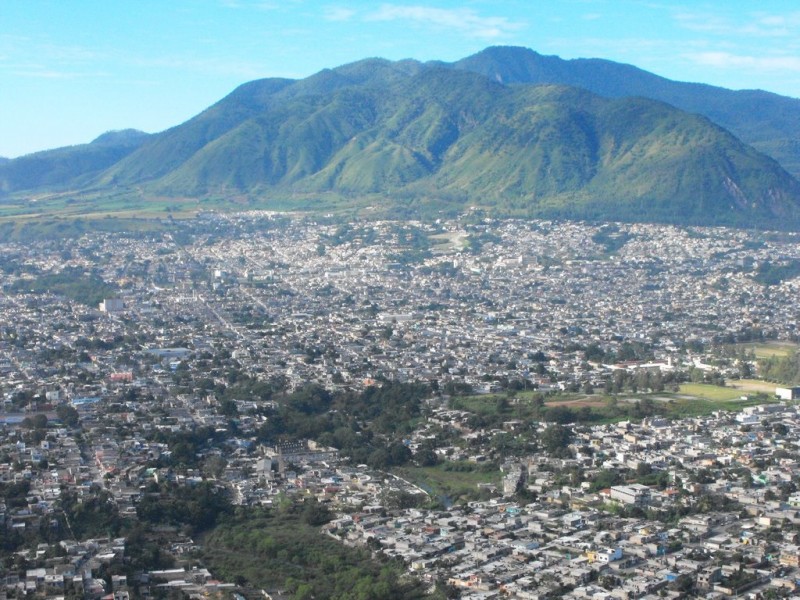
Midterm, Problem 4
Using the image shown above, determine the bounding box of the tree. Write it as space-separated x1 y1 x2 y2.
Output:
612 370 627 393
202 455 227 479
670 574 695 593
415 445 439 467
301 498 332 527
590 469 624 491
387 441 412 466
56 404 80 428
218 399 238 417
22 413 48 430
540 424 572 455
545 405 575 424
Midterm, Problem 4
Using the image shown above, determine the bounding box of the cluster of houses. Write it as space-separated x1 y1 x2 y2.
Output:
2 213 800 597
2 214 800 403
327 403 800 599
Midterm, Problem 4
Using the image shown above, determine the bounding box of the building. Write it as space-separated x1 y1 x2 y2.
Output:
610 484 651 506
99 298 125 313
776 387 800 401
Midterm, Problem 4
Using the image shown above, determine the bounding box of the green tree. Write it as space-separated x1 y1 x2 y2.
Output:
56 404 80 427
540 424 572 455
301 498 332 527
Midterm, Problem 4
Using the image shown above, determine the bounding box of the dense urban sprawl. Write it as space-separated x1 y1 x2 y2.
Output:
2 213 800 599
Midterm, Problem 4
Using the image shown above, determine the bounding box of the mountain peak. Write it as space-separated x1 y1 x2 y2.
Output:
453 46 566 85
91 129 150 147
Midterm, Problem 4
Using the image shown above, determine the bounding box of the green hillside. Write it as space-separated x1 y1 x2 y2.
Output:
453 46 800 181
101 68 800 228
0 130 149 194
3 47 800 229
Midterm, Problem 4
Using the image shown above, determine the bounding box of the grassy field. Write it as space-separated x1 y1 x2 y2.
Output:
395 463 500 504
447 382 778 429
664 395 774 418
728 379 779 393
677 383 748 401
736 341 799 359
430 231 469 253
449 391 596 423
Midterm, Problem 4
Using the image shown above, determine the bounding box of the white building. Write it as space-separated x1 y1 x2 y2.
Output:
610 484 651 506
776 387 800 401
99 297 124 313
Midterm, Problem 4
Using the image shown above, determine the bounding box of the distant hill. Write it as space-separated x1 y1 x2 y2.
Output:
451 46 800 180
0 129 150 195
3 48 800 229
90 129 150 147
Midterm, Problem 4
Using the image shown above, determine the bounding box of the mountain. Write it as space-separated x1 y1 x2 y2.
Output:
451 46 800 180
90 129 150 147
3 48 800 229
96 59 424 188
0 129 150 195
84 65 800 228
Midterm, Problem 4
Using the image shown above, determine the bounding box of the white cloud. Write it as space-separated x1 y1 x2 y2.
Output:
8 62 110 79
686 51 800 72
324 6 356 22
674 10 800 38
11 70 90 79
365 4 523 40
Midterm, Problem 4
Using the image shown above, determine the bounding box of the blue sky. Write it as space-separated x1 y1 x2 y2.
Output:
3 0 800 157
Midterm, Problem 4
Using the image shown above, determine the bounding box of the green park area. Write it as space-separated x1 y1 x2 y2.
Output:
395 462 501 506
448 380 779 429
736 341 799 359
201 504 438 599
676 383 748 401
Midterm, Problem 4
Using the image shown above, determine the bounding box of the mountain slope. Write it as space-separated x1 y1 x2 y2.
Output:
452 46 800 180
97 58 425 188
4 47 800 229
0 130 150 194
102 67 800 228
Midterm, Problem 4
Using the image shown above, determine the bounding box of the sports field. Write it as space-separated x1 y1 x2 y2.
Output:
736 341 798 359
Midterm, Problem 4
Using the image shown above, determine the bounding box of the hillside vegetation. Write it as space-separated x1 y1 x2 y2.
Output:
3 48 800 229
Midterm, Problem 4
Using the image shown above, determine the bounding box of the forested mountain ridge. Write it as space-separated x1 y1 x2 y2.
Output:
452 46 800 180
3 47 800 229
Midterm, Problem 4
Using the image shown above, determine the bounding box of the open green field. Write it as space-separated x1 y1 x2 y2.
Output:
665 395 774 418
429 231 469 253
677 383 748 401
395 463 500 504
727 379 779 394
448 381 778 428
736 341 799 359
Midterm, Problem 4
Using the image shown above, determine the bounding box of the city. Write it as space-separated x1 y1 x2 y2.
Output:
2 212 800 599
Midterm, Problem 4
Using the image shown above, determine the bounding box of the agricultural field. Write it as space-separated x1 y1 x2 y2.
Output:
664 392 774 418
727 379 781 394
449 381 780 429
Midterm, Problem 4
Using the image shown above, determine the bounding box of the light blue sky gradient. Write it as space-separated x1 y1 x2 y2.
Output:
2 0 800 157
